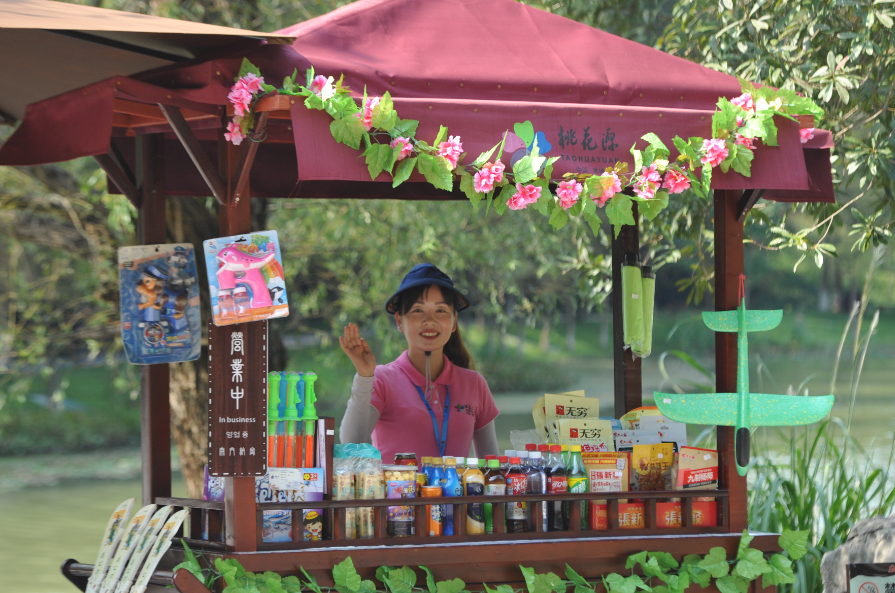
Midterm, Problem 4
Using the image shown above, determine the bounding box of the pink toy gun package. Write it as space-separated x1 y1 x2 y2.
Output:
203 231 289 326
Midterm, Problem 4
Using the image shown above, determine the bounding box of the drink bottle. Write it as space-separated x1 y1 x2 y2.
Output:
462 457 485 534
441 458 462 535
545 444 567 531
565 445 588 531
483 458 506 533
526 450 547 531
504 456 528 532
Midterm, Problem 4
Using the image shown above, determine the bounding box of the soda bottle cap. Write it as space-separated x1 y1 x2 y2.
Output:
504 450 516 457
570 445 582 452
560 444 569 452
537 444 549 452
518 451 529 458
467 457 479 465
550 444 562 452
454 457 466 465
444 458 456 466
525 444 537 451
498 456 509 463
485 455 498 460
510 457 522 464
530 451 542 459
478 460 487 468
487 459 500 468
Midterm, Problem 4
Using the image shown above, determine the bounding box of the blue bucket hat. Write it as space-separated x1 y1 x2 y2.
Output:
385 264 470 314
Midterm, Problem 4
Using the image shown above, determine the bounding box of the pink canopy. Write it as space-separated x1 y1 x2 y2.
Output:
0 0 833 203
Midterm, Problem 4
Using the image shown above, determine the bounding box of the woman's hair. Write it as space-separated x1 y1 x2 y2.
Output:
394 284 475 370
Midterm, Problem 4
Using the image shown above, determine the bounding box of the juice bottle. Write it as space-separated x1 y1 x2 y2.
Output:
454 457 468 482
545 444 568 531
442 458 462 535
432 457 445 490
483 458 506 533
505 456 528 533
565 445 588 530
421 457 433 484
462 457 485 534
526 450 547 531
498 456 509 473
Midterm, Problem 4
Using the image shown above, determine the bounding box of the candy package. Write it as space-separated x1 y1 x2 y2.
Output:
118 244 201 364
203 231 288 326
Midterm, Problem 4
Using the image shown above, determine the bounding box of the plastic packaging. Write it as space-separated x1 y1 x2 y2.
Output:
632 265 655 358
463 458 485 534
622 253 644 349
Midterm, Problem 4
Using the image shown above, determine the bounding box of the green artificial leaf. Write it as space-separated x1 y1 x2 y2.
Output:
358 581 376 593
719 143 738 174
520 566 537 593
606 194 635 235
673 136 700 164
282 576 302 593
384 567 417 593
778 530 810 560
681 555 711 589
324 94 360 119
549 204 570 230
375 566 392 585
665 574 689 593
513 140 546 184
434 125 448 147
473 142 501 168
172 559 204 581
496 585 516 593
364 143 394 180
420 566 437 593
237 58 261 79
698 547 729 578
631 144 643 173
733 548 771 581
701 164 713 195
712 99 740 138
493 182 516 215
730 146 754 177
603 573 649 593
392 157 417 188
642 133 670 159
756 112 778 146
565 565 589 587
330 115 365 150
737 530 755 558
762 555 796 588
637 189 669 221
531 179 552 215
436 578 466 593
543 156 560 181
371 92 398 130
217 559 244 587
392 118 419 138
715 576 748 593
583 210 601 235
649 552 680 570
417 153 454 191
642 558 666 579
304 67 315 87
514 121 535 147
300 569 323 593
460 172 481 207
333 558 363 593
260 83 277 94
737 116 766 140
304 93 325 111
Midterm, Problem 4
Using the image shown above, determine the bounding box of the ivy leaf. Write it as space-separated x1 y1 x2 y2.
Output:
637 189 669 221
737 530 756 559
641 557 667 579
673 136 700 163
733 548 770 581
333 558 363 593
237 58 261 79
359 581 377 593
730 146 754 177
392 118 419 138
642 133 670 160
665 574 689 593
460 172 482 208
712 99 739 139
330 115 365 150
493 182 516 215
392 157 417 188
583 210 602 235
420 567 437 593
473 142 501 168
778 530 810 560
375 567 392 585
565 565 589 588
701 164 713 196
436 579 466 593
300 568 323 593
626 552 648 571
603 573 649 593
543 156 560 181
384 567 417 593
496 585 516 593
649 552 680 571
681 555 711 589
434 125 448 147
513 155 538 184
217 559 244 587
364 143 394 180
520 566 537 593
304 66 315 87
549 204 570 230
756 111 778 146
282 576 302 593
631 143 643 173
606 194 635 236
698 547 729 578
417 153 454 191
304 93 325 111
762 555 796 588
719 143 738 174
325 94 359 119
371 92 397 130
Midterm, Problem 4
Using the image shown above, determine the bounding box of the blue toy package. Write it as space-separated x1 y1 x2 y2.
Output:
118 244 201 364
203 230 289 327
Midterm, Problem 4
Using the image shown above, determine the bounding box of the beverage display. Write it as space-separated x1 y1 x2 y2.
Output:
463 457 485 534
420 485 443 537
504 456 528 533
545 445 568 531
483 458 506 533
442 457 462 535
526 450 546 531
565 445 588 530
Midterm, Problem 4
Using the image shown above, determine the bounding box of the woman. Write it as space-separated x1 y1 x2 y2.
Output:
339 263 499 461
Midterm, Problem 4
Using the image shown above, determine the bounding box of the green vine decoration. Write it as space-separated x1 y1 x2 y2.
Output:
227 59 822 237
174 529 808 593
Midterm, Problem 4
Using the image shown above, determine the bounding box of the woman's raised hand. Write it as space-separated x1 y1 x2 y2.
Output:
339 323 376 378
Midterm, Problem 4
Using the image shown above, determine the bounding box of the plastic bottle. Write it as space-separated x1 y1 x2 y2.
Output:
421 457 433 484
525 443 537 454
454 457 468 482
232 286 250 315
560 444 570 468
518 450 530 470
565 445 588 531
463 457 485 534
432 457 445 490
498 456 509 473
505 456 528 532
483 458 506 533
504 450 517 459
545 444 568 531
442 458 462 535
526 450 547 531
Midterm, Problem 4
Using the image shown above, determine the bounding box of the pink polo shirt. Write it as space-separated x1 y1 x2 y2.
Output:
370 350 499 463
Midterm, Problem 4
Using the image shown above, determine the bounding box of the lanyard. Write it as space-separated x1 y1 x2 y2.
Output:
413 384 450 457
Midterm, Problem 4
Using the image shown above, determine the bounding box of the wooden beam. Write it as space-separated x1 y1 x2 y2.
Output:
157 103 227 205
137 133 172 506
94 153 140 208
714 189 748 533
611 202 642 417
736 189 765 222
231 111 270 207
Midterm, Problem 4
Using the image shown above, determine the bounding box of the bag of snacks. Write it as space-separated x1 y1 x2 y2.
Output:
631 443 674 491
674 447 718 501
558 418 615 452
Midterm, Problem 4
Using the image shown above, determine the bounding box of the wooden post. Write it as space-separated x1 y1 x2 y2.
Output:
714 190 748 532
138 133 171 506
219 130 259 552
611 204 642 416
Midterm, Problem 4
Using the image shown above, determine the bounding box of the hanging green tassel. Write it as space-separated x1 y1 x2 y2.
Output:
633 266 655 358
622 254 644 349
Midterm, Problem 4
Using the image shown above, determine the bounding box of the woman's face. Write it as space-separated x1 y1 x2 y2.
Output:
395 286 456 354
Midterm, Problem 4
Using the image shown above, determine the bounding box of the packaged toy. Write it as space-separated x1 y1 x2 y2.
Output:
118 244 200 365
203 231 288 326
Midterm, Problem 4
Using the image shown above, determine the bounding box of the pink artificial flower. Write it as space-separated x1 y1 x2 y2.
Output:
437 135 464 169
736 116 745 128
390 137 413 161
662 168 691 194
224 119 246 146
228 86 253 117
489 161 505 184
633 164 662 200
701 138 729 167
309 75 328 96
240 73 265 95
595 171 622 207
474 161 506 193
800 128 815 144
731 92 755 114
354 96 381 131
735 134 756 150
508 183 541 210
556 179 583 210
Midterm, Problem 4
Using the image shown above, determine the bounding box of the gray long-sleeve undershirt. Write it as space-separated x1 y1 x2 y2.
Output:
339 373 499 457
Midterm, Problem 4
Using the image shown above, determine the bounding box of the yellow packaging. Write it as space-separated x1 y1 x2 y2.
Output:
582 452 630 502
544 394 600 443
632 443 674 491
619 406 665 430
533 391 585 442
557 418 615 452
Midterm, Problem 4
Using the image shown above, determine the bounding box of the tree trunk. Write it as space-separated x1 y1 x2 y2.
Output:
169 357 208 498
539 320 551 353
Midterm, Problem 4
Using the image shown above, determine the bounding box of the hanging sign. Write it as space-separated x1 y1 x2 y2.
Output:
207 321 268 476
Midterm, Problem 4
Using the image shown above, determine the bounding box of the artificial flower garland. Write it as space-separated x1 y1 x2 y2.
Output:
225 60 822 236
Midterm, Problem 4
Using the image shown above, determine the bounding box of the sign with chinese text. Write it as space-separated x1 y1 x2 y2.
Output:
848 564 895 593
208 321 267 476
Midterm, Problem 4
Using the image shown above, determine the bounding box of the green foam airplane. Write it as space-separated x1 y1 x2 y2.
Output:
654 281 834 476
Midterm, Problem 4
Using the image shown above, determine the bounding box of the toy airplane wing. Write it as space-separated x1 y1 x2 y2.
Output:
654 392 738 426
749 393 834 426
702 310 783 332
